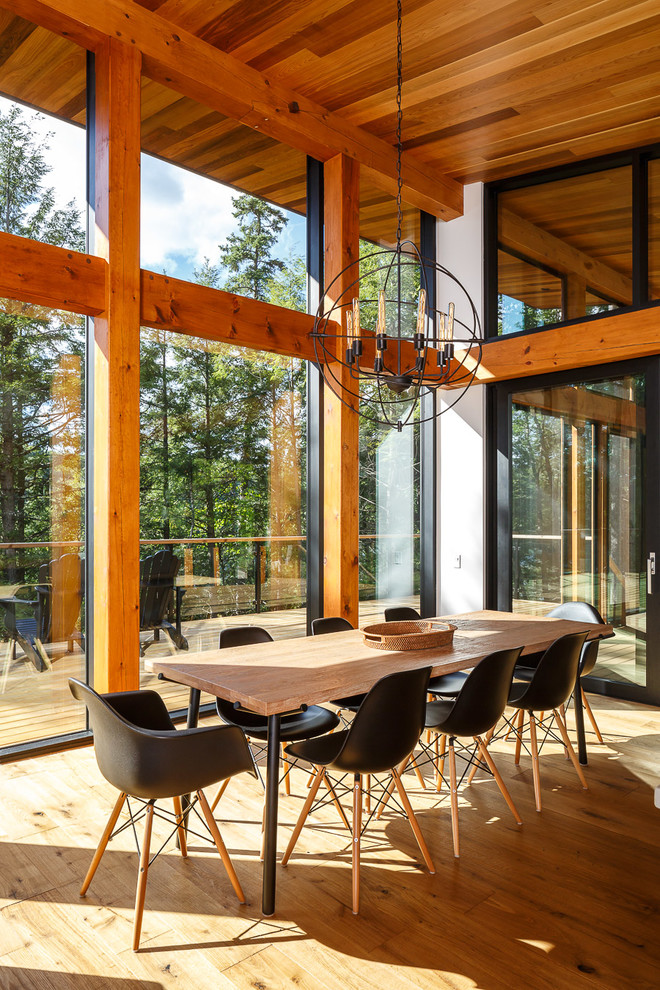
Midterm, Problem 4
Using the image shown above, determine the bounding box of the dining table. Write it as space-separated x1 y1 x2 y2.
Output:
146 608 613 916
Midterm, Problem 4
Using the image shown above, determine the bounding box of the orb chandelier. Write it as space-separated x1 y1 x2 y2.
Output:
311 0 483 431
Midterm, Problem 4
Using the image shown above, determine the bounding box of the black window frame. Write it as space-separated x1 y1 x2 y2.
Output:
484 143 660 340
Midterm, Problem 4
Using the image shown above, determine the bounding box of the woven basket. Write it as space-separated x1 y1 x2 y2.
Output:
362 620 456 651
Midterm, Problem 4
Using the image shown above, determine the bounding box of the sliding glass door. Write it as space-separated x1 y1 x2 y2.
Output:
491 359 660 704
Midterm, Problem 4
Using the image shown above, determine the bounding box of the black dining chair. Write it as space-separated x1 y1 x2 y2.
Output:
311 616 365 716
68 678 253 951
513 601 606 744
215 626 340 797
419 647 523 858
505 631 589 812
281 665 435 915
384 604 468 700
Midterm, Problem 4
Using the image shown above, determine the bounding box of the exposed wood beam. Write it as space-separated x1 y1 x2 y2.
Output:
499 207 633 306
447 307 660 387
140 271 320 360
2 0 463 220
323 154 360 626
0 231 106 315
93 37 142 692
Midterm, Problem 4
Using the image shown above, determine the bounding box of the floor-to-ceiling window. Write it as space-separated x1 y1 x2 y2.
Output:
492 362 659 704
0 77 88 751
357 179 421 622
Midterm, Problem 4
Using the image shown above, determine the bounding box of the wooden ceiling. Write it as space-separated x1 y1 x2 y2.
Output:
0 0 659 243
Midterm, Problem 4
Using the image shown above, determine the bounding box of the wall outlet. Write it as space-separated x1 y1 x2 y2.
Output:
454 554 462 568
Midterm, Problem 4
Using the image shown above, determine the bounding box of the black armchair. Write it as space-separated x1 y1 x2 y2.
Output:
139 549 189 655
0 553 84 689
69 677 254 950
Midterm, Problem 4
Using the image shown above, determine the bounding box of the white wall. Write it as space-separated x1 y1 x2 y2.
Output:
436 183 486 614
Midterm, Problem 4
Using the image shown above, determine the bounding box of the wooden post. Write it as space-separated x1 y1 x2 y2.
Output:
564 274 587 321
323 154 360 624
93 38 142 692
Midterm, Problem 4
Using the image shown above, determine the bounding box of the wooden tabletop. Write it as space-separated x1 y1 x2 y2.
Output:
146 610 613 716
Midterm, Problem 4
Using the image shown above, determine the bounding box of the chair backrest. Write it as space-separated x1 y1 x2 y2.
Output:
218 625 273 649
69 678 175 797
139 550 180 628
311 616 353 636
384 606 421 622
436 647 523 738
36 553 84 642
332 666 431 774
546 600 605 677
516 632 588 711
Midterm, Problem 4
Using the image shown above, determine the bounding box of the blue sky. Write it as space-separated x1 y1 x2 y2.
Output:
1 96 306 283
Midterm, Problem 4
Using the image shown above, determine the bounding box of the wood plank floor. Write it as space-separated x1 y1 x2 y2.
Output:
0 697 659 989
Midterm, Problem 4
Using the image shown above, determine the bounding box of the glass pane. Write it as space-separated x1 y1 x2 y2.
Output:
649 158 660 301
511 375 646 689
498 166 632 332
0 300 87 749
140 79 305 291
358 181 421 623
498 250 562 334
0 98 86 251
139 332 307 708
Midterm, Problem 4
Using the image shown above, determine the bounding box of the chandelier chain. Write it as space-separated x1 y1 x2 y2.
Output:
396 0 403 253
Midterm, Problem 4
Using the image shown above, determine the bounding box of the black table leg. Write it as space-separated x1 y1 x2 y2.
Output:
186 687 201 729
262 713 281 916
574 671 588 766
179 687 202 845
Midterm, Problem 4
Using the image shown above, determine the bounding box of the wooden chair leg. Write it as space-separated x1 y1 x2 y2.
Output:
581 688 604 743
172 796 188 858
514 708 524 765
528 712 542 812
80 791 127 896
391 768 435 873
366 773 371 812
209 776 231 814
282 745 291 796
436 734 447 792
352 774 362 915
467 738 483 785
132 801 154 951
475 736 522 825
448 738 460 858
322 769 350 829
552 710 588 790
409 753 426 789
196 790 246 904
376 751 412 819
281 766 324 866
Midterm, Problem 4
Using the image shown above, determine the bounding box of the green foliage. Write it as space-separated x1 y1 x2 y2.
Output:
0 104 85 586
219 194 286 300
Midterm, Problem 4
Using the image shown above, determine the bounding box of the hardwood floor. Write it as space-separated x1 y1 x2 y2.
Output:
0 697 659 990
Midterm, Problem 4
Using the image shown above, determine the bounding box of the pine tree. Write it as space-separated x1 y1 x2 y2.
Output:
219 194 286 300
0 105 85 582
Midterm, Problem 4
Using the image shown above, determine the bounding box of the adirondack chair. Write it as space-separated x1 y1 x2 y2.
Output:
139 549 189 655
0 553 85 691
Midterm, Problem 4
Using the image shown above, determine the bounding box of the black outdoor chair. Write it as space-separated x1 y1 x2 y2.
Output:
139 549 188 655
214 626 340 797
281 665 435 915
384 604 469 699
69 677 254 951
418 647 523 858
0 553 84 689
505 631 589 811
513 601 606 743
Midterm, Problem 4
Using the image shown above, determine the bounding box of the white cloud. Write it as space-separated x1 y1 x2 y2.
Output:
0 95 306 282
